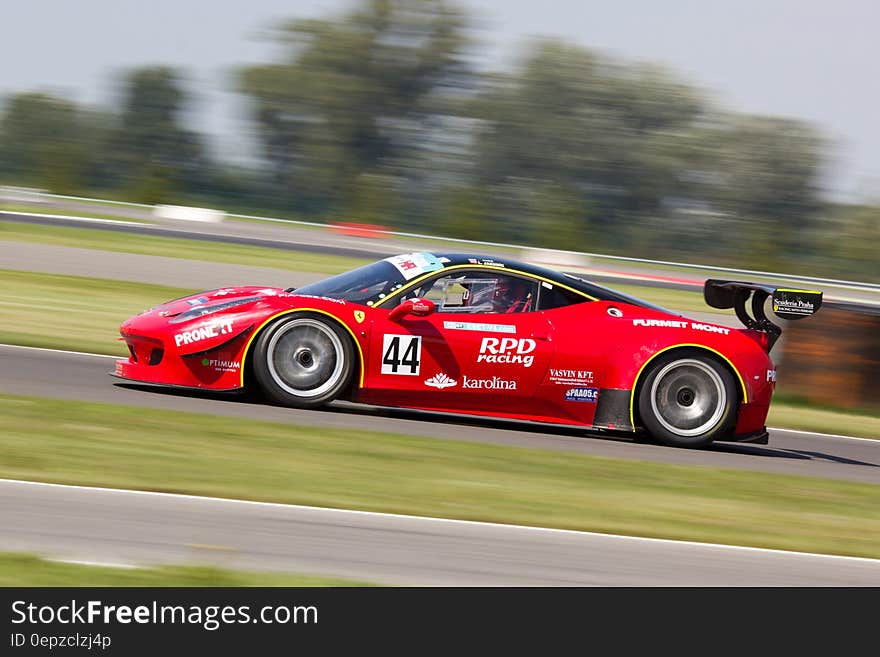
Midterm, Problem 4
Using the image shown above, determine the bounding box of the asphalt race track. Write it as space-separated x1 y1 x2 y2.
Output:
2 212 879 585
2 479 879 586
2 345 878 484
0 240 324 290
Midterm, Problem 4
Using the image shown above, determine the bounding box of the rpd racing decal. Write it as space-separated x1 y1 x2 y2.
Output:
382 334 422 375
477 337 535 367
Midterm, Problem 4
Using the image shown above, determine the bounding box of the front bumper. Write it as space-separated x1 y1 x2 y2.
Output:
114 328 252 390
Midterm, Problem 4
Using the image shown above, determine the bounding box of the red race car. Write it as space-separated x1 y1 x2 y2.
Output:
114 252 821 448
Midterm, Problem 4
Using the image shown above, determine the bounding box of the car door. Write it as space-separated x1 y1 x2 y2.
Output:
361 268 555 415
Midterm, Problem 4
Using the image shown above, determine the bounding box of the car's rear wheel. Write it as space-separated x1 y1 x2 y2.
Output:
637 351 737 448
253 314 354 408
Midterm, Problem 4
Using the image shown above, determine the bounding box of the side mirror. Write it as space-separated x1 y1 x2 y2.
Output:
388 298 436 322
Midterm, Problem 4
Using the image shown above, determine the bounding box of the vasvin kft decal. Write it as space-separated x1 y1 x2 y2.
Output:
548 369 594 386
382 334 422 375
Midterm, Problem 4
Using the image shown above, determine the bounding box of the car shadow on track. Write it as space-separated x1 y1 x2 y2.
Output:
709 441 879 467
112 383 876 466
765 449 879 467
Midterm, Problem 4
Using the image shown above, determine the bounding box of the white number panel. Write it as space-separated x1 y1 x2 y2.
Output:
381 334 422 375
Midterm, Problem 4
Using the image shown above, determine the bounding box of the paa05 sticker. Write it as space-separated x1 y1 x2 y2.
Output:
384 252 444 280
564 387 598 403
381 334 422 375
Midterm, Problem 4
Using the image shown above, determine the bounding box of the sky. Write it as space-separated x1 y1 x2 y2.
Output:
2 0 878 202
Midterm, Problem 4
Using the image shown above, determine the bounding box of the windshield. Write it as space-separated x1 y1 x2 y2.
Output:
291 260 406 305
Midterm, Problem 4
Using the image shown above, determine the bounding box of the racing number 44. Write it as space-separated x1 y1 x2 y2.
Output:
382 335 422 375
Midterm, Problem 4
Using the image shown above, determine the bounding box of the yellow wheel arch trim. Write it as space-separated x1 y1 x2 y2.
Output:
239 308 366 389
628 343 749 432
372 264 597 308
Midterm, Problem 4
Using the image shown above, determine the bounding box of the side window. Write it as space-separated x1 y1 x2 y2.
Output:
402 271 539 314
537 284 591 310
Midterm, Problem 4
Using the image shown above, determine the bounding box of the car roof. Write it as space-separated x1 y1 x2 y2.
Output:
433 252 673 312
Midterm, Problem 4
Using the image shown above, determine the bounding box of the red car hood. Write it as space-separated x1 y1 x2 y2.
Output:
145 286 286 318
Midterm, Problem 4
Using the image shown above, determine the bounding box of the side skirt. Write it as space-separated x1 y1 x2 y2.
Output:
592 389 634 432
716 428 770 445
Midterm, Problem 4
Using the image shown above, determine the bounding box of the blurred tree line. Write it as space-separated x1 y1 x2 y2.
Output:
0 0 876 281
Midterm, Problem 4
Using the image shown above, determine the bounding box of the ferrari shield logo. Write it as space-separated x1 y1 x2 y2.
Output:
354 310 365 324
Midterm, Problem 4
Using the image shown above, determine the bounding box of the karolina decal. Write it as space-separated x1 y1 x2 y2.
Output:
462 376 517 390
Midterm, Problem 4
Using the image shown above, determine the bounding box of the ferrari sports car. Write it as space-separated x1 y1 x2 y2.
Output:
114 252 822 448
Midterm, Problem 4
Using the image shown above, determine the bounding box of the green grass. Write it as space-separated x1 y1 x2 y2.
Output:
1 393 879 559
0 220 372 274
0 552 371 586
768 404 880 438
0 269 195 356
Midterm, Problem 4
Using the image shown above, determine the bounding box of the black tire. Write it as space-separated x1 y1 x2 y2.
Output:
637 350 737 448
252 313 354 408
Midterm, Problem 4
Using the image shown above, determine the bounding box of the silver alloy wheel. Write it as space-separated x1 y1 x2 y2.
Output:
265 318 345 398
649 358 727 437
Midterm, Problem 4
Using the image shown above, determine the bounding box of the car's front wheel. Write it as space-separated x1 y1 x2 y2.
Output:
637 351 737 448
252 313 354 408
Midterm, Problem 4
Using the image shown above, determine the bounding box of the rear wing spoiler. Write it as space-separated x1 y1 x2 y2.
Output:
704 280 822 351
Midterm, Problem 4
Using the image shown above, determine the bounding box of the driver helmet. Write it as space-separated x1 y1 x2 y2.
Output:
492 277 531 313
